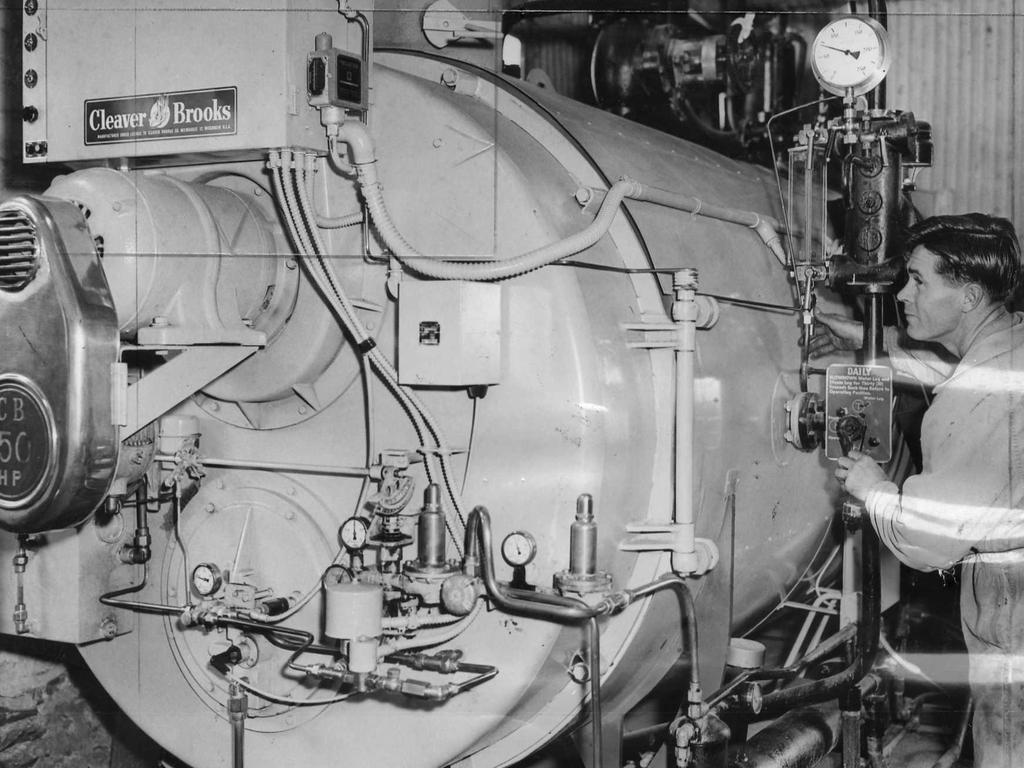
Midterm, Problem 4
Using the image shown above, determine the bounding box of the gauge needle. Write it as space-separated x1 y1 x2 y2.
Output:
822 44 861 59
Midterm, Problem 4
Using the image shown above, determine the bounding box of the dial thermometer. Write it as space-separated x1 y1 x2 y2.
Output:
191 563 223 597
501 531 538 567
810 15 891 97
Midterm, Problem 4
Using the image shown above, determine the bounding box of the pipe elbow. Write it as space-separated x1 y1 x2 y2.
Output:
338 122 376 165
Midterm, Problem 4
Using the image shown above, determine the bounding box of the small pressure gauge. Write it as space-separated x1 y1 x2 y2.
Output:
339 516 370 551
501 531 538 568
810 15 891 97
191 562 223 597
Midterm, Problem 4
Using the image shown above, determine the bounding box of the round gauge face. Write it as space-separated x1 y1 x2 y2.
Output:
339 517 369 551
191 563 222 597
501 531 537 567
811 15 891 96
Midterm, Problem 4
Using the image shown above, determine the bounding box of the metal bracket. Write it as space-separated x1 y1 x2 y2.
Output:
622 299 719 350
619 525 719 576
422 0 501 49
113 346 260 438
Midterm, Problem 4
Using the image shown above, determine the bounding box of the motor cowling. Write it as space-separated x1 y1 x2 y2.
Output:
0 196 119 532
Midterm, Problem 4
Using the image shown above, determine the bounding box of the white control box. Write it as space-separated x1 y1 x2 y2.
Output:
398 281 502 387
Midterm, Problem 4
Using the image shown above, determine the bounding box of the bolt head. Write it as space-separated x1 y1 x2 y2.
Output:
440 68 459 88
99 617 118 640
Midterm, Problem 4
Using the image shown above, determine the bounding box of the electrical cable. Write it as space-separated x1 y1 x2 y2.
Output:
739 524 836 639
271 150 468 555
294 155 468 536
460 395 479 496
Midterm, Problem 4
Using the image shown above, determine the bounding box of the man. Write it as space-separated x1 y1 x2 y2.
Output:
820 212 1024 768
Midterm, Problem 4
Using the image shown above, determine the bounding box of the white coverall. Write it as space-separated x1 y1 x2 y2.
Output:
864 316 1024 768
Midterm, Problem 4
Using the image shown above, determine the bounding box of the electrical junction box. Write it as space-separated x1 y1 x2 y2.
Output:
21 0 367 165
824 363 893 461
398 281 502 387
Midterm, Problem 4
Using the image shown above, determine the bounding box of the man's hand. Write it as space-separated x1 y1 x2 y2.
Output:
807 311 862 357
835 449 888 501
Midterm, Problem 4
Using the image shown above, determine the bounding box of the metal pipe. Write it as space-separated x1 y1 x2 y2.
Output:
463 507 602 768
627 181 790 267
730 705 841 768
674 270 698 575
760 661 857 712
587 616 602 768
464 508 704 768
857 526 881 681
867 1 888 110
228 682 246 768
861 292 886 366
154 453 370 477
840 687 862 768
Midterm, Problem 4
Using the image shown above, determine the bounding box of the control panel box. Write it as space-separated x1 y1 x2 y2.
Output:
398 281 502 387
824 363 893 461
21 0 366 165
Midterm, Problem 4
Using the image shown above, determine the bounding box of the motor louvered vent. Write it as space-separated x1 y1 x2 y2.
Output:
0 208 39 292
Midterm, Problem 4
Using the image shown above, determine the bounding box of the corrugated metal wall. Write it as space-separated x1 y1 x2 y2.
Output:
886 0 1021 226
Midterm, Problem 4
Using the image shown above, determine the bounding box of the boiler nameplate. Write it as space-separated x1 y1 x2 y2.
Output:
84 87 237 145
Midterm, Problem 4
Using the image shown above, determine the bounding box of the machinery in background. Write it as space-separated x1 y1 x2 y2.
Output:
503 8 809 163
0 1 957 768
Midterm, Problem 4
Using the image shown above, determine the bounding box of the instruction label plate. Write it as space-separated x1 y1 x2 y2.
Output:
84 87 236 145
824 363 892 461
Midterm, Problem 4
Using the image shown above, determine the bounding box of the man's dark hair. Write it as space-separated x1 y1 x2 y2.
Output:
904 213 1022 304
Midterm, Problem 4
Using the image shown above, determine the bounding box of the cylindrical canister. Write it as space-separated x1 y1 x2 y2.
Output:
324 581 383 641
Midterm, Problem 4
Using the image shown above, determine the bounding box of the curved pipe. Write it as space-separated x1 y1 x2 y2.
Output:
626 181 790 268
465 507 705 767
731 704 841 768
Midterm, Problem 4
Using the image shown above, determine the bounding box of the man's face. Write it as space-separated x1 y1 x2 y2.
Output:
896 246 966 344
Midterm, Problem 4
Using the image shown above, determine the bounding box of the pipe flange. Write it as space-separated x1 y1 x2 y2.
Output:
553 569 612 596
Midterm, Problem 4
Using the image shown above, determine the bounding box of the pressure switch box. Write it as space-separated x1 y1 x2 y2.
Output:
398 281 502 387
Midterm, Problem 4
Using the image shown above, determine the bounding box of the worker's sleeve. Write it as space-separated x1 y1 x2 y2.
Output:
883 326 955 387
864 386 1022 571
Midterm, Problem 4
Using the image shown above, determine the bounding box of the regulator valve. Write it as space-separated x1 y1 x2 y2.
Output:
784 392 825 451
554 494 612 596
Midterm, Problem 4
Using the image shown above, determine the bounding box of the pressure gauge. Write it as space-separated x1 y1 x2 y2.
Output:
810 16 891 97
339 516 370 551
501 531 537 568
191 562 223 597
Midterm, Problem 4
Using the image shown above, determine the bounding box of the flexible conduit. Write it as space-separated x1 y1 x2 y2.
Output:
330 121 790 281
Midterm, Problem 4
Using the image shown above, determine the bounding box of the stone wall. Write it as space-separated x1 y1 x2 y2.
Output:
0 640 162 767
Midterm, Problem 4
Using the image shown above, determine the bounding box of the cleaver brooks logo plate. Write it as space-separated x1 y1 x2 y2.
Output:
84 87 237 145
